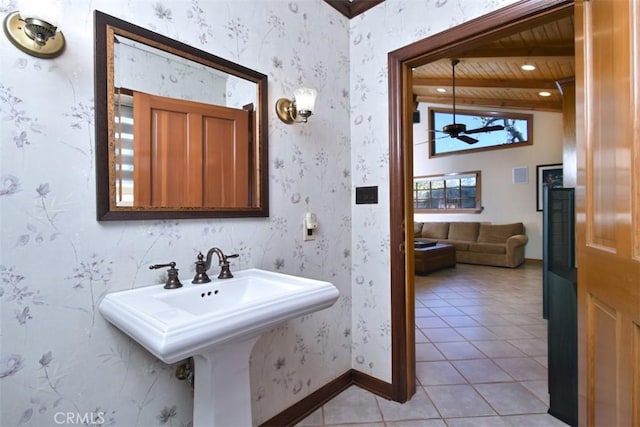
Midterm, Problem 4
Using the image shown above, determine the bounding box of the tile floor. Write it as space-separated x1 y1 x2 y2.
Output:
296 263 569 426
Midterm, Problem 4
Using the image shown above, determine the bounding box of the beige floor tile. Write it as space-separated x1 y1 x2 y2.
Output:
385 420 447 427
416 343 445 361
429 306 466 316
451 359 512 383
440 315 480 327
425 384 496 418
444 416 510 427
433 341 485 360
507 338 548 356
475 382 548 415
487 325 534 339
377 388 440 421
469 313 513 326
500 313 545 325
416 361 467 386
518 324 548 338
455 326 501 341
471 340 527 358
492 358 547 381
416 316 449 328
420 327 465 342
520 380 550 405
421 299 452 308
297 263 573 426
416 328 429 343
533 356 548 368
503 413 570 426
415 307 437 317
322 386 383 425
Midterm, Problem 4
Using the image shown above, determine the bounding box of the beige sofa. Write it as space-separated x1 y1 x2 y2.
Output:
414 221 528 268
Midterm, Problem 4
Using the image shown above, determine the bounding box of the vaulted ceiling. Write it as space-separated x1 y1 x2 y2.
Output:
412 9 574 113
323 1 574 114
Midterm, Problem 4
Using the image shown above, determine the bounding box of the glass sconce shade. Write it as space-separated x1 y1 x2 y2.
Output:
293 88 317 113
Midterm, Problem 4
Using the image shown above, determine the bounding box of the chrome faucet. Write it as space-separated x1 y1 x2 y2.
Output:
192 248 239 283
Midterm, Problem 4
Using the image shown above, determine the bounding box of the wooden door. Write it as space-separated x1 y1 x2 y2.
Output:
575 1 640 425
133 92 250 208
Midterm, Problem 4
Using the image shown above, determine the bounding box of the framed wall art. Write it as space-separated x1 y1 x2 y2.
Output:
536 163 563 211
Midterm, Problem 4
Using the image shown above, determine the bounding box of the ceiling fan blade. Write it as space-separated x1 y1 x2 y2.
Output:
463 125 505 135
457 135 478 144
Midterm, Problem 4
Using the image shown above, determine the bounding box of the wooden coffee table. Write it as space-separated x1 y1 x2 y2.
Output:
414 242 456 275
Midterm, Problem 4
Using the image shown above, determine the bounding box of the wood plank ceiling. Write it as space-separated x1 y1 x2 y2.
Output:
412 11 575 113
323 1 574 113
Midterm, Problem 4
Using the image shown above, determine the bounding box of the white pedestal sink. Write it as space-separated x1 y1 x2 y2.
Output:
99 268 339 427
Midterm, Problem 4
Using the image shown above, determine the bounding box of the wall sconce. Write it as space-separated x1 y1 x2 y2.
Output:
276 88 318 124
3 1 65 58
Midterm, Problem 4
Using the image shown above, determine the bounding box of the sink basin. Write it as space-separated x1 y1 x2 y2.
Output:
99 268 339 427
99 268 339 363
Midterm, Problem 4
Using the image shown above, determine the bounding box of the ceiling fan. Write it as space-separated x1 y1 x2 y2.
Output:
435 59 505 144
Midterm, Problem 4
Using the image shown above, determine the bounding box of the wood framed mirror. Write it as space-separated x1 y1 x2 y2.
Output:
94 11 268 220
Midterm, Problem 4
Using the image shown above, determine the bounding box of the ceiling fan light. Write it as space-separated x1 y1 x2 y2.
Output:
521 64 536 71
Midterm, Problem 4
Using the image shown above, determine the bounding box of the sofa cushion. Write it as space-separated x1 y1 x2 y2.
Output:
421 222 450 239
477 223 524 244
469 242 507 254
445 240 470 251
447 222 480 242
414 222 424 237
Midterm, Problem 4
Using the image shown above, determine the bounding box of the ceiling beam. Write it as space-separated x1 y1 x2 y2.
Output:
412 77 559 90
455 45 574 58
416 95 562 112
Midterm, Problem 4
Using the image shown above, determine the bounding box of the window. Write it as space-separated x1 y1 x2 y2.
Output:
114 90 134 206
413 171 481 213
429 108 532 157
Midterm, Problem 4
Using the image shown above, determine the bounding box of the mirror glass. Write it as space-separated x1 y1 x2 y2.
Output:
94 11 269 220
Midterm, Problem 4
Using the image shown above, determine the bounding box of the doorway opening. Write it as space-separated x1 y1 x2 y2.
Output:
387 0 574 403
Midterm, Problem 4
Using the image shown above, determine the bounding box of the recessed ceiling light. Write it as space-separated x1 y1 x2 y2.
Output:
539 91 552 97
436 88 447 93
521 64 536 71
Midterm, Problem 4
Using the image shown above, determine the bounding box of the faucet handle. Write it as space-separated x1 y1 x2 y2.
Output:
218 253 239 279
149 262 183 289
192 252 211 284
222 253 239 263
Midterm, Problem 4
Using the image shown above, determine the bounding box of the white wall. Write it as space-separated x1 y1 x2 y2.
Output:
413 103 564 259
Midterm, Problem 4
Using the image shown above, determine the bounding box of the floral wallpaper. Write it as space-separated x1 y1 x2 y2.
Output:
1 0 516 426
349 0 519 382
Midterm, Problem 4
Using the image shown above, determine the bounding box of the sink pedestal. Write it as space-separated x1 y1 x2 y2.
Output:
192 336 260 427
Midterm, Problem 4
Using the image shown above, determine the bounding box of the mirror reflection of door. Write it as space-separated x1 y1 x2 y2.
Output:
114 90 253 208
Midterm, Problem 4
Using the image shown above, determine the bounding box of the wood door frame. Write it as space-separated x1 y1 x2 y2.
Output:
387 0 574 402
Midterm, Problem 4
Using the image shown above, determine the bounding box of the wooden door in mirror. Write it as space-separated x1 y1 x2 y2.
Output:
94 10 268 220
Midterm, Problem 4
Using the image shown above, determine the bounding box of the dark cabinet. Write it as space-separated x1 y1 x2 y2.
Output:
543 187 577 426
547 269 577 426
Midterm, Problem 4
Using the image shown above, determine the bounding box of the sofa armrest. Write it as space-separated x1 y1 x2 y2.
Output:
506 234 528 250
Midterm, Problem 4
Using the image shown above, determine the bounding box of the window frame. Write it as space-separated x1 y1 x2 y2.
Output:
413 170 482 214
428 107 533 157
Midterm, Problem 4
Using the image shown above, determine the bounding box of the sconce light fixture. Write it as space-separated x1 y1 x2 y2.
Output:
276 87 318 124
3 2 65 58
